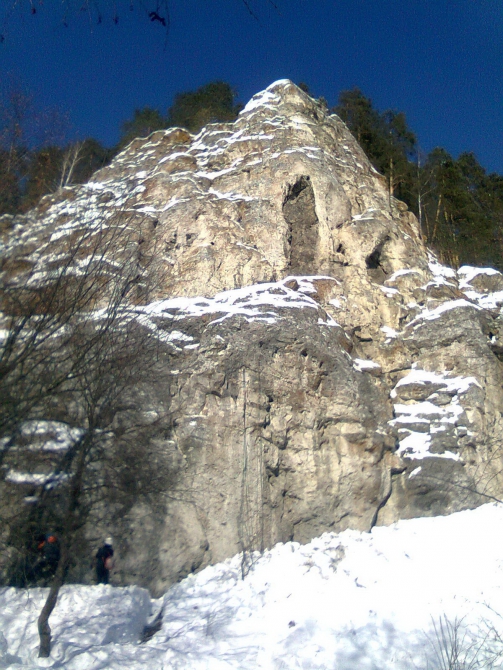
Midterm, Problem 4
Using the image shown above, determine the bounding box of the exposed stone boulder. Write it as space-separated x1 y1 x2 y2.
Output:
2 81 503 593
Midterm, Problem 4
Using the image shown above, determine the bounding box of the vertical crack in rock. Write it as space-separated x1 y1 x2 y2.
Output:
283 176 319 274
369 465 406 531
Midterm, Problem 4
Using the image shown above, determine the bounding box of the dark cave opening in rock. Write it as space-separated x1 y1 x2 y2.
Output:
283 175 319 274
366 248 381 270
365 237 390 283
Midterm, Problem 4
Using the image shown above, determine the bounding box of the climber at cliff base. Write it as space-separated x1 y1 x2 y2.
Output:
96 537 114 584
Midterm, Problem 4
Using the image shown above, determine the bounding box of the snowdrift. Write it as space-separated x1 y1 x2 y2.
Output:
2 503 503 669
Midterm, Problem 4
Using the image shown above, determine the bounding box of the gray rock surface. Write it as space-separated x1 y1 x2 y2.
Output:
2 80 503 593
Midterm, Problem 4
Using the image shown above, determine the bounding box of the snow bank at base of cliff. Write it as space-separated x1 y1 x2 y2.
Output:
2 503 503 669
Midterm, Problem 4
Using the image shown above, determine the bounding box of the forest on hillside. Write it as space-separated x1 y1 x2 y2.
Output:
1 79 502 272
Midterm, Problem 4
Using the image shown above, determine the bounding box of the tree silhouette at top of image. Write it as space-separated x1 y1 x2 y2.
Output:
0 0 279 42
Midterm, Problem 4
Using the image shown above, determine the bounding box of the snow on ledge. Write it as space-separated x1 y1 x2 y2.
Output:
0 421 85 453
391 369 481 399
406 299 482 328
386 268 422 283
393 400 463 422
378 285 399 297
6 471 69 487
458 265 501 289
136 276 340 338
395 431 460 461
427 254 456 279
353 358 381 373
388 368 476 461
381 325 399 339
463 289 503 310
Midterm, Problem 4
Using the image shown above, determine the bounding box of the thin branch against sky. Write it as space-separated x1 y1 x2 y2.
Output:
0 0 501 173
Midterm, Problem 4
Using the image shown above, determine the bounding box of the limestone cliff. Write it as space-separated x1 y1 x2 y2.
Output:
2 81 503 594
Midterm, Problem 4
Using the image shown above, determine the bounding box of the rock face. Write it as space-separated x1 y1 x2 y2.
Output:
2 80 503 594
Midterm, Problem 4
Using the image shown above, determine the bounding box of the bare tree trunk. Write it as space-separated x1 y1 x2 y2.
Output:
58 142 83 189
37 436 88 657
423 209 431 243
416 153 423 234
37 545 69 657
388 157 394 207
449 213 459 268
432 193 443 241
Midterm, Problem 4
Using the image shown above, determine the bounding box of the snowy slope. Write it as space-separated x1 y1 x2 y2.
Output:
2 504 503 669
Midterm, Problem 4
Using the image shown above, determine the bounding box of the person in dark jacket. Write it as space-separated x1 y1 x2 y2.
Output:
33 534 61 585
43 535 60 573
96 538 114 584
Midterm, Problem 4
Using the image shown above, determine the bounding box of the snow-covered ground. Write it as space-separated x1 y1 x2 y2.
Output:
2 504 503 669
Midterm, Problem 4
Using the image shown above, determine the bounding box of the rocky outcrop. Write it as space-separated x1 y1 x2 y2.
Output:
2 81 503 593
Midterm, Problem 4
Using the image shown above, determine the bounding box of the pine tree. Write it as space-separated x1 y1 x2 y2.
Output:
334 88 383 160
418 149 503 268
334 89 416 207
118 107 168 149
380 110 416 204
168 81 242 133
0 149 21 215
22 146 63 210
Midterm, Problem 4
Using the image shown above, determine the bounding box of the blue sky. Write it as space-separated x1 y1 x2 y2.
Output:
1 0 502 172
